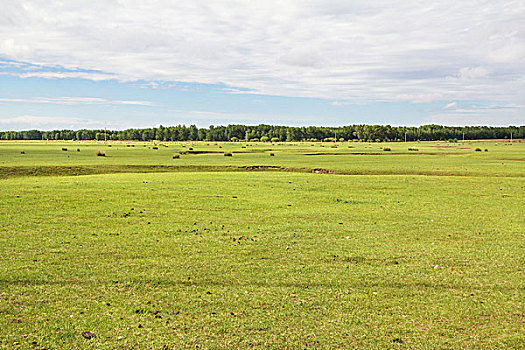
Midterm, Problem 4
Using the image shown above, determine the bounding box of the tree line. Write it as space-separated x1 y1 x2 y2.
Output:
1 124 523 142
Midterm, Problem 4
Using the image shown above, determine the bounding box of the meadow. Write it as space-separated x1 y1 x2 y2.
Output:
0 140 524 349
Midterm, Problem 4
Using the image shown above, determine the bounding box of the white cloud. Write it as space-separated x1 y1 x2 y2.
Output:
425 104 524 126
456 66 489 80
0 0 524 107
0 110 314 131
0 60 24 67
5 71 116 81
165 109 317 125
0 96 153 106
444 102 457 109
0 115 109 130
424 112 524 126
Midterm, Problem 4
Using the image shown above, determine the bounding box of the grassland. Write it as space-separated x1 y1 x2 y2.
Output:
0 140 524 349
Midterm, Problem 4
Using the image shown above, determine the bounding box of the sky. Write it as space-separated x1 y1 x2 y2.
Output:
1 0 524 131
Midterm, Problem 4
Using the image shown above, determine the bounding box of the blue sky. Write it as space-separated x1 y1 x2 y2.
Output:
1 1 524 130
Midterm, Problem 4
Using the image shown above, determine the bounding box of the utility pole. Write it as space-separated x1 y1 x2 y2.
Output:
104 127 107 144
462 131 465 142
510 131 513 143
404 131 407 143
334 131 337 142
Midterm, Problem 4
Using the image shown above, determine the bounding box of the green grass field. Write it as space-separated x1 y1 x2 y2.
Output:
1 140 524 349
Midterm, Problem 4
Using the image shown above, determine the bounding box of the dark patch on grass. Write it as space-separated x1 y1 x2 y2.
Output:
327 255 394 265
335 198 368 204
1 164 522 179
240 165 283 171
81 331 95 339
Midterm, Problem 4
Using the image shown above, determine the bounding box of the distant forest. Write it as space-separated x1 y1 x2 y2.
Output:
1 124 523 142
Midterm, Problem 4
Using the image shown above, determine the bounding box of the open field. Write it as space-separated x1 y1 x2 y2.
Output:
1 140 524 177
1 140 524 349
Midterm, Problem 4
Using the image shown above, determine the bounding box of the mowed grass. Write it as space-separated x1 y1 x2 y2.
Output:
0 141 524 349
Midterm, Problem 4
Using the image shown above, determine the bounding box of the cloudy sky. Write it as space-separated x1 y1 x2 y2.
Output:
1 0 524 130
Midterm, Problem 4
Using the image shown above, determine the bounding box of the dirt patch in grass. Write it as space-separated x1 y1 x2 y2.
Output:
310 168 335 174
1 164 523 179
0 165 297 179
241 165 285 171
